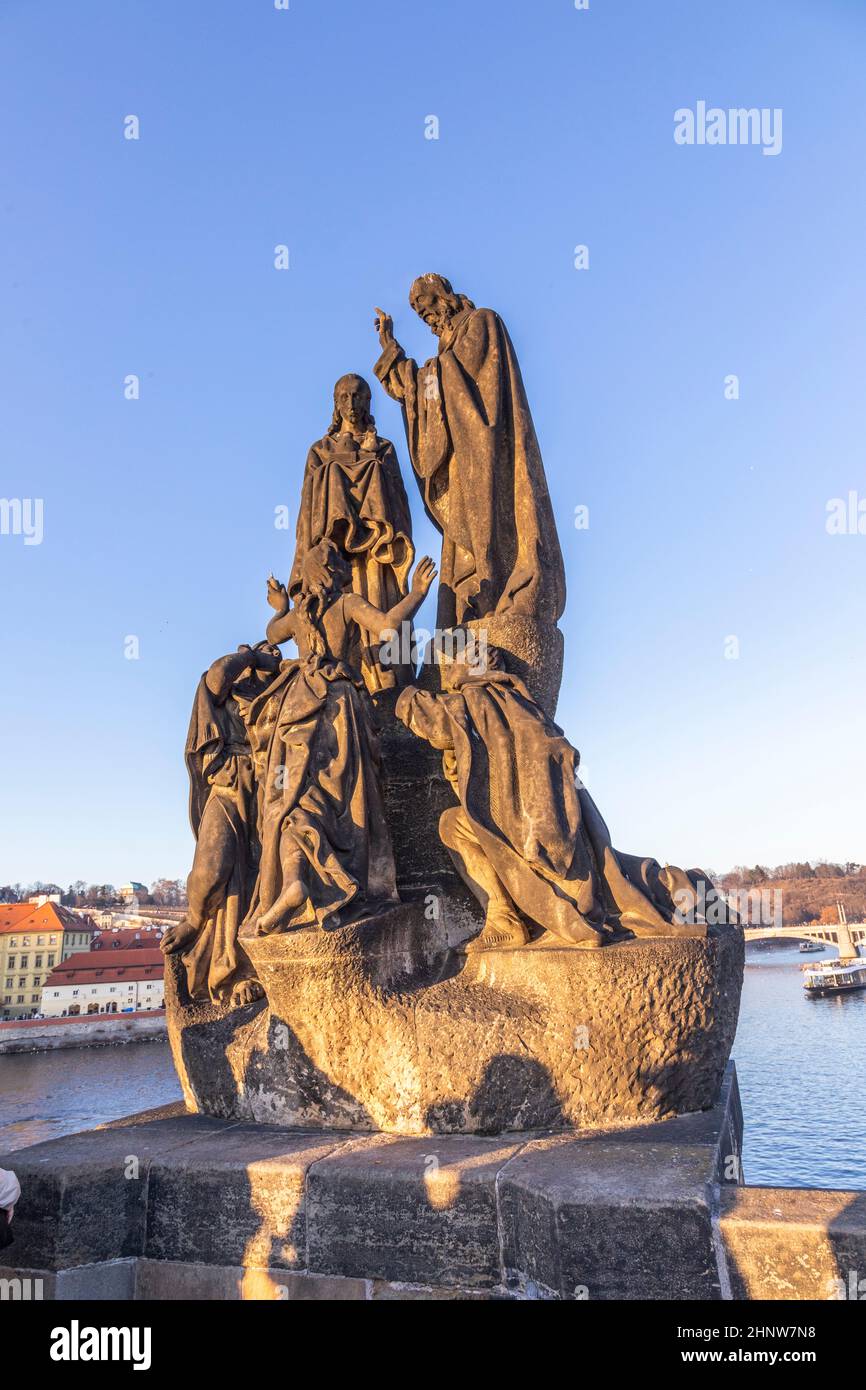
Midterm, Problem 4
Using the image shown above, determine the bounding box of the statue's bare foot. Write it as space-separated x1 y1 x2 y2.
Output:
464 909 530 953
229 979 265 1008
256 879 306 934
160 919 200 954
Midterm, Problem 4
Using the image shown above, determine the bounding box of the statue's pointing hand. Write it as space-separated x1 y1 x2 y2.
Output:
374 307 394 350
411 555 437 598
267 574 289 612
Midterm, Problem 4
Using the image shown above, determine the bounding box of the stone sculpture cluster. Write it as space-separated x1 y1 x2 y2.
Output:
164 272 728 1010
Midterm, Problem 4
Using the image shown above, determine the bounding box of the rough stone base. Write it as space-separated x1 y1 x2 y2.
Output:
0 1066 743 1301
166 904 743 1135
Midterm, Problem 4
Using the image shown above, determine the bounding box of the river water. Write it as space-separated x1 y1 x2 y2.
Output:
0 944 864 1189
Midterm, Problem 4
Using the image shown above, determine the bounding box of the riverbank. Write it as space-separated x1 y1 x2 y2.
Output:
0 1010 166 1054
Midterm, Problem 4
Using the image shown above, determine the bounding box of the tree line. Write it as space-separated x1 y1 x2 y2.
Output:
0 878 188 908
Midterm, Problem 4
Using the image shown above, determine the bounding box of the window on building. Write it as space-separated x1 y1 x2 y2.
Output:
35 955 43 967
31 994 39 1003
33 976 41 987
18 977 25 988
53 991 59 997
7 957 15 969
4 979 11 990
47 954 55 966
20 956 28 968
2 996 10 1004
37 936 44 945
16 995 24 1004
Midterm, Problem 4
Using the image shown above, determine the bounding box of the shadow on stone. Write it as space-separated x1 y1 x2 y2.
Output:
426 1054 565 1135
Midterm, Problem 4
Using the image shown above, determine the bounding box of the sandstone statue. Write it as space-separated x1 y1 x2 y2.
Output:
162 641 284 1005
396 645 721 952
165 279 744 1142
289 373 415 695
374 274 565 630
240 545 438 936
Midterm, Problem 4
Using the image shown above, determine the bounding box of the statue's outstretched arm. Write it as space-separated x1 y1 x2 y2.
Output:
266 611 296 646
265 574 296 647
373 306 417 401
345 556 437 640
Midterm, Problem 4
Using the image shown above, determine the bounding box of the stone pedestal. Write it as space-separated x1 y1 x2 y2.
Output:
166 904 743 1136
0 1066 746 1301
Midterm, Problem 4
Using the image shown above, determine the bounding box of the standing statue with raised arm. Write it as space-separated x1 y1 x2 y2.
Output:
373 275 565 638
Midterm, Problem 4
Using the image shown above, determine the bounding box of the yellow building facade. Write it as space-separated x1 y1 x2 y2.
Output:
0 902 93 1020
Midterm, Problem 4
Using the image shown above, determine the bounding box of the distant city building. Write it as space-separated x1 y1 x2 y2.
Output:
0 902 94 1020
41 947 165 1017
77 905 181 931
118 882 148 903
27 892 61 906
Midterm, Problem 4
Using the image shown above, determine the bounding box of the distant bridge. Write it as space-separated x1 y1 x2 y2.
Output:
744 923 866 953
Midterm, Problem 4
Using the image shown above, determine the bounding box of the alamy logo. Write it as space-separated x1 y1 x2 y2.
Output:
674 102 782 157
826 491 866 535
0 1275 44 1300
50 1321 152 1371
0 497 43 545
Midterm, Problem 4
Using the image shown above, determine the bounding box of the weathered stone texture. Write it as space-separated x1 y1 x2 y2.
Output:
719 1186 866 1300
167 905 743 1135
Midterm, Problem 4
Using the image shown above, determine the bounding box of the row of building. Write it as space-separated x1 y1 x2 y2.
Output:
0 901 165 1021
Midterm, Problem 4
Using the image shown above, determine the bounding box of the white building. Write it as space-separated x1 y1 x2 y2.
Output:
41 947 164 1017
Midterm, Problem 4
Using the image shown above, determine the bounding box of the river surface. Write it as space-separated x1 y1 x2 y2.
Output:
0 1040 182 1153
734 943 866 1188
0 945 864 1189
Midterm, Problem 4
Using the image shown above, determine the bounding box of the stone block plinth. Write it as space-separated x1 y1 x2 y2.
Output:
0 1065 743 1301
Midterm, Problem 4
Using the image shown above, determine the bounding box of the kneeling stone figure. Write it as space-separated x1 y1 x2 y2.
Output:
396 647 720 951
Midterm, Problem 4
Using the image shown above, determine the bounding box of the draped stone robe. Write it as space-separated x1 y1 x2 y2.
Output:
375 307 566 629
396 669 710 945
289 430 414 693
242 600 399 934
181 670 281 1002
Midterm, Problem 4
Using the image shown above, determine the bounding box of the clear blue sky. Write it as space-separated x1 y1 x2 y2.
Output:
1 0 864 889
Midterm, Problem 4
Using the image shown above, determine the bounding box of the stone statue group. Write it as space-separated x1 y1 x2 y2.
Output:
163 274 721 1008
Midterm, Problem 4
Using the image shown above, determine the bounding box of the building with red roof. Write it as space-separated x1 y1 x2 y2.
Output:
41 947 165 1018
1 901 95 1020
91 925 164 951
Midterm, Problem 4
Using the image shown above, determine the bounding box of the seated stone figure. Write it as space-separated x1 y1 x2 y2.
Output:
396 646 722 952
162 640 284 1006
241 544 437 936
